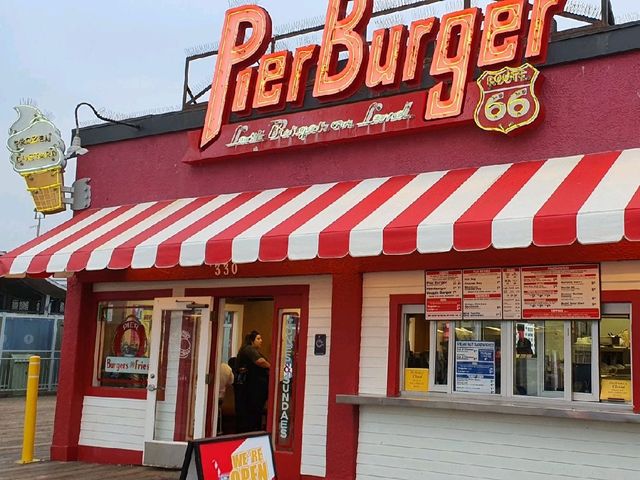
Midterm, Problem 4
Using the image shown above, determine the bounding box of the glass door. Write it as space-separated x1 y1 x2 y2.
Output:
513 321 565 398
269 297 306 479
273 309 300 450
143 297 212 468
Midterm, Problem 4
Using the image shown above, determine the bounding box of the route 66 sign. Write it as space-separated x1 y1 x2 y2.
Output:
474 64 543 135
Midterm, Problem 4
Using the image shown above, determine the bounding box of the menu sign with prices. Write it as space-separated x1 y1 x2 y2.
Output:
426 264 600 321
502 268 522 320
463 269 502 320
455 341 496 394
425 270 462 320
522 265 600 319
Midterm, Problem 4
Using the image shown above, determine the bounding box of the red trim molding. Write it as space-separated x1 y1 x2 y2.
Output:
205 298 221 438
387 294 424 397
84 386 147 400
78 242 640 285
77 445 142 465
326 273 363 480
92 289 174 301
270 293 310 478
174 315 197 441
601 290 640 413
185 284 309 298
50 444 78 462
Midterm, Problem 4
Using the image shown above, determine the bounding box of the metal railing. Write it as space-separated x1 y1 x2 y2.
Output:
0 313 63 395
0 351 61 393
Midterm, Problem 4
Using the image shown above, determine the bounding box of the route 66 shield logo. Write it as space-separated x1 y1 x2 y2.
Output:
474 63 543 135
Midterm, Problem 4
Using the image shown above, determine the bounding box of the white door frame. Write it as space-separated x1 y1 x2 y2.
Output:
228 303 245 360
210 301 245 437
143 296 213 467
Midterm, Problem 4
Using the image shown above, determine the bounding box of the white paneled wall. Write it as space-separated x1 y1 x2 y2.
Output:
601 261 640 290
78 396 146 451
357 406 640 480
300 277 332 477
360 271 424 395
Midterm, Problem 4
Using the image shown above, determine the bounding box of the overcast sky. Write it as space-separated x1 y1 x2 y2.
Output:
1 0 637 253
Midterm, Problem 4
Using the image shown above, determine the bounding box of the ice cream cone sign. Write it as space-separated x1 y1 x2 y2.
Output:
7 105 67 214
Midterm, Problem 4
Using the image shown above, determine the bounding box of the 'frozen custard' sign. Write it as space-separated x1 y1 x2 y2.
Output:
7 105 67 214
185 0 566 163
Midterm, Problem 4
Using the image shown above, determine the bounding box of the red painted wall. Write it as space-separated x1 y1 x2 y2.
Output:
50 277 92 461
77 52 640 210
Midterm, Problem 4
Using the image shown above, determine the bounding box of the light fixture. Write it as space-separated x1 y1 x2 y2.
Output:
66 133 89 158
65 102 141 159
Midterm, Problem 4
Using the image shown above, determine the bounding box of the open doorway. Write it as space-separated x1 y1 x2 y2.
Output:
200 289 307 478
213 297 275 437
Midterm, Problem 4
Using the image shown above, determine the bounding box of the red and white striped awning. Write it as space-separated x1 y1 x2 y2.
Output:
2 149 639 276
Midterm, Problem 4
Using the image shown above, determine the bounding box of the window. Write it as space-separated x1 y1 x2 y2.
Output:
402 306 430 393
400 303 631 404
49 298 64 314
572 320 595 395
11 299 30 312
95 301 153 389
434 321 449 386
455 321 501 394
599 304 632 404
219 311 235 366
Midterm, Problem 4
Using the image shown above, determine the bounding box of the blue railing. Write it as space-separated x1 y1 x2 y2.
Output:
0 314 63 394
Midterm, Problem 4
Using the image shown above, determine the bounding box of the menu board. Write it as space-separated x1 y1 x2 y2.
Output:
522 265 600 319
502 268 522 320
425 270 462 320
463 269 502 320
425 264 599 320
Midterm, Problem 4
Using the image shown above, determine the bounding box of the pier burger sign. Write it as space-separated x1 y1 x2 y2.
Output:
184 0 565 163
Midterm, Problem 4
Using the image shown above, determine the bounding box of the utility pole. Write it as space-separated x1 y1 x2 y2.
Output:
33 210 44 237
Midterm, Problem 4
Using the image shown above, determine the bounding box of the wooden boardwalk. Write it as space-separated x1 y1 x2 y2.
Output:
0 395 179 480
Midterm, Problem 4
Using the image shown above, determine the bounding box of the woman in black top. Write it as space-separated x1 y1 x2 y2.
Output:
236 330 270 432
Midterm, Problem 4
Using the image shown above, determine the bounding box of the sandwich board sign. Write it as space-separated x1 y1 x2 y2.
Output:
180 432 277 480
